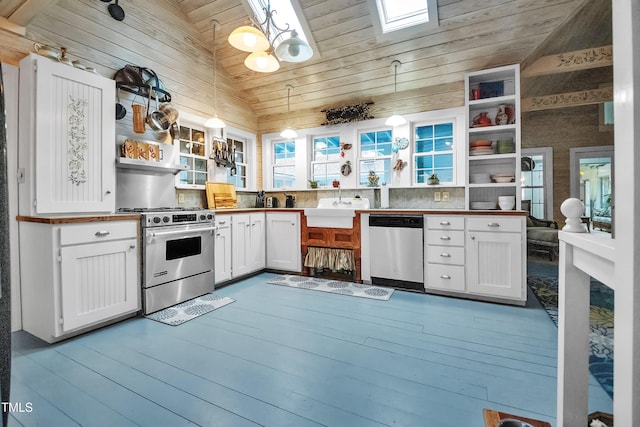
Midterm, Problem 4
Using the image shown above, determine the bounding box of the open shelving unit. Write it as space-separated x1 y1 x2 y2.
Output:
465 64 521 210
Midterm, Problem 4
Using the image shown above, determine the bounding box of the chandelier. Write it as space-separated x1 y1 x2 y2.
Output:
228 0 313 73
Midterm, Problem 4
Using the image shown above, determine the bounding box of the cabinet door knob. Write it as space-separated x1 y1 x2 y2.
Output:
218 221 226 225
440 221 450 226
440 253 451 258
106 190 111 195
440 236 451 241
488 222 500 228
95 230 110 237
470 235 475 240
440 274 451 280
129 244 135 249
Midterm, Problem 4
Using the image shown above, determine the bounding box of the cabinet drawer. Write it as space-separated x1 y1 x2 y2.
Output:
426 264 465 291
427 245 465 265
466 216 522 233
426 216 465 230
60 221 137 246
426 229 465 246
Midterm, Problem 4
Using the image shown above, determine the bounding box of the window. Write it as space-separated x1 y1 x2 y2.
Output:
177 125 207 188
522 148 553 219
373 0 438 34
414 122 454 184
226 136 247 189
311 135 341 187
359 129 392 186
273 141 296 188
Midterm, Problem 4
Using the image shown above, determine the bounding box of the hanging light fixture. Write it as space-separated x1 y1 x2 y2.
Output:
228 0 313 73
280 85 298 138
385 60 407 127
205 20 226 129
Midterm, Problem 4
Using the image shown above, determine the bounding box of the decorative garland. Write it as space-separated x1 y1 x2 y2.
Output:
321 102 374 125
67 95 88 185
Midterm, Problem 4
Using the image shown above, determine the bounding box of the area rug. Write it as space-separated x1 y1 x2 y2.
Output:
267 275 394 301
528 269 614 398
146 294 235 326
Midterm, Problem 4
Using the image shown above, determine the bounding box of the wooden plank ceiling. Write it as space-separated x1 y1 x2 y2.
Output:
174 0 593 116
2 0 609 124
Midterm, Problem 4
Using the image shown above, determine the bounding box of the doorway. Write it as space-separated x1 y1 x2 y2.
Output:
570 146 614 218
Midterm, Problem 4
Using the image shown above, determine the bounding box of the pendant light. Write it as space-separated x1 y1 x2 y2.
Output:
280 85 298 138
385 60 407 127
205 20 226 129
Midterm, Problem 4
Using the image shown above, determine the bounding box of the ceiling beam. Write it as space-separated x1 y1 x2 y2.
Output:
522 45 612 78
8 0 59 27
522 86 613 112
0 17 25 36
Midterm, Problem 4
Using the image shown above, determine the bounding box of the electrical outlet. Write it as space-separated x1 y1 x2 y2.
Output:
442 191 450 202
434 191 441 202
178 193 185 204
292 195 296 202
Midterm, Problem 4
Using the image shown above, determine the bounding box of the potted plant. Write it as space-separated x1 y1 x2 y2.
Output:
427 173 440 185
308 180 318 189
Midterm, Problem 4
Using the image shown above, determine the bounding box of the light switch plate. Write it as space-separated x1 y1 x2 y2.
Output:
178 193 185 203
434 191 441 202
442 191 450 202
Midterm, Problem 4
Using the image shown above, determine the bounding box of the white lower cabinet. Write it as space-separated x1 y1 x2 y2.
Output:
266 212 301 272
214 215 232 284
19 219 140 343
424 214 526 304
424 215 466 293
231 212 266 278
466 216 526 302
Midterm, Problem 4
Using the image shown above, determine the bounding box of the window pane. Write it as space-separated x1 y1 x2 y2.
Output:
194 158 207 172
195 172 207 185
434 153 452 168
179 126 190 140
434 123 452 137
434 138 453 152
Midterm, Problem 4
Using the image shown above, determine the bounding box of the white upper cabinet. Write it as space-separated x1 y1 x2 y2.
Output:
18 54 116 215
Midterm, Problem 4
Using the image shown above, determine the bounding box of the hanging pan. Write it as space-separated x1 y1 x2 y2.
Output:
108 0 125 21
115 90 126 120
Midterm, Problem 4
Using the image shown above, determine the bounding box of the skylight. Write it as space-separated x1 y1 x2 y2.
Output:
374 0 438 33
246 0 310 46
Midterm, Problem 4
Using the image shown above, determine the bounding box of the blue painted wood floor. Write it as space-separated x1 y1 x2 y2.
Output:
9 273 612 426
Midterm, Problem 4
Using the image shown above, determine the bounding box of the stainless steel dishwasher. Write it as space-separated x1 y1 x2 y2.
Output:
369 215 424 291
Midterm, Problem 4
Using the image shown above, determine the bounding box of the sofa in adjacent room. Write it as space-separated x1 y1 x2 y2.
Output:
526 216 559 260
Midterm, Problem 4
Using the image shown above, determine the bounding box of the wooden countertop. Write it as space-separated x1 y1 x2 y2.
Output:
213 208 527 216
16 214 141 224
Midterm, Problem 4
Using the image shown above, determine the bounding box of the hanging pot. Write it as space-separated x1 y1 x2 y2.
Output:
108 0 125 21
146 86 170 131
115 90 126 120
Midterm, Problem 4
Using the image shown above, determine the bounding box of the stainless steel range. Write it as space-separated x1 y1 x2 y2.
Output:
120 207 216 314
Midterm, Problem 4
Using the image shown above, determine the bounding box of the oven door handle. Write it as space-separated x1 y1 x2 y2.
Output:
149 226 218 238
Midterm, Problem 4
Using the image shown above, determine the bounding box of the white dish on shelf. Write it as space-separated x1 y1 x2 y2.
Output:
471 201 497 210
470 173 491 183
492 175 515 183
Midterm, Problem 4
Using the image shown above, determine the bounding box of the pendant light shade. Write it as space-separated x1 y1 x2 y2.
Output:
206 20 226 129
280 127 298 138
228 24 270 52
245 48 280 73
205 115 226 129
385 114 407 127
386 60 406 127
275 30 313 63
280 84 297 138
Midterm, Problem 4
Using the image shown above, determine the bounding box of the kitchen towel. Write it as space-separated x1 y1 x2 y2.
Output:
146 294 235 326
268 275 394 301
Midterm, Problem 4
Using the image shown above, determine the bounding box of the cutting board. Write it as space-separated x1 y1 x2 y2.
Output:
483 409 551 427
205 182 237 209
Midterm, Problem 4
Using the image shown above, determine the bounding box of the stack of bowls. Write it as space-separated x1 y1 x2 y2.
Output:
498 196 516 210
496 139 514 154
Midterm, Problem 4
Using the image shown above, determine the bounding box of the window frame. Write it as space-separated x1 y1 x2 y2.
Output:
521 147 554 219
175 122 208 190
225 134 248 190
412 120 456 185
310 134 342 188
272 139 297 189
358 127 394 187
